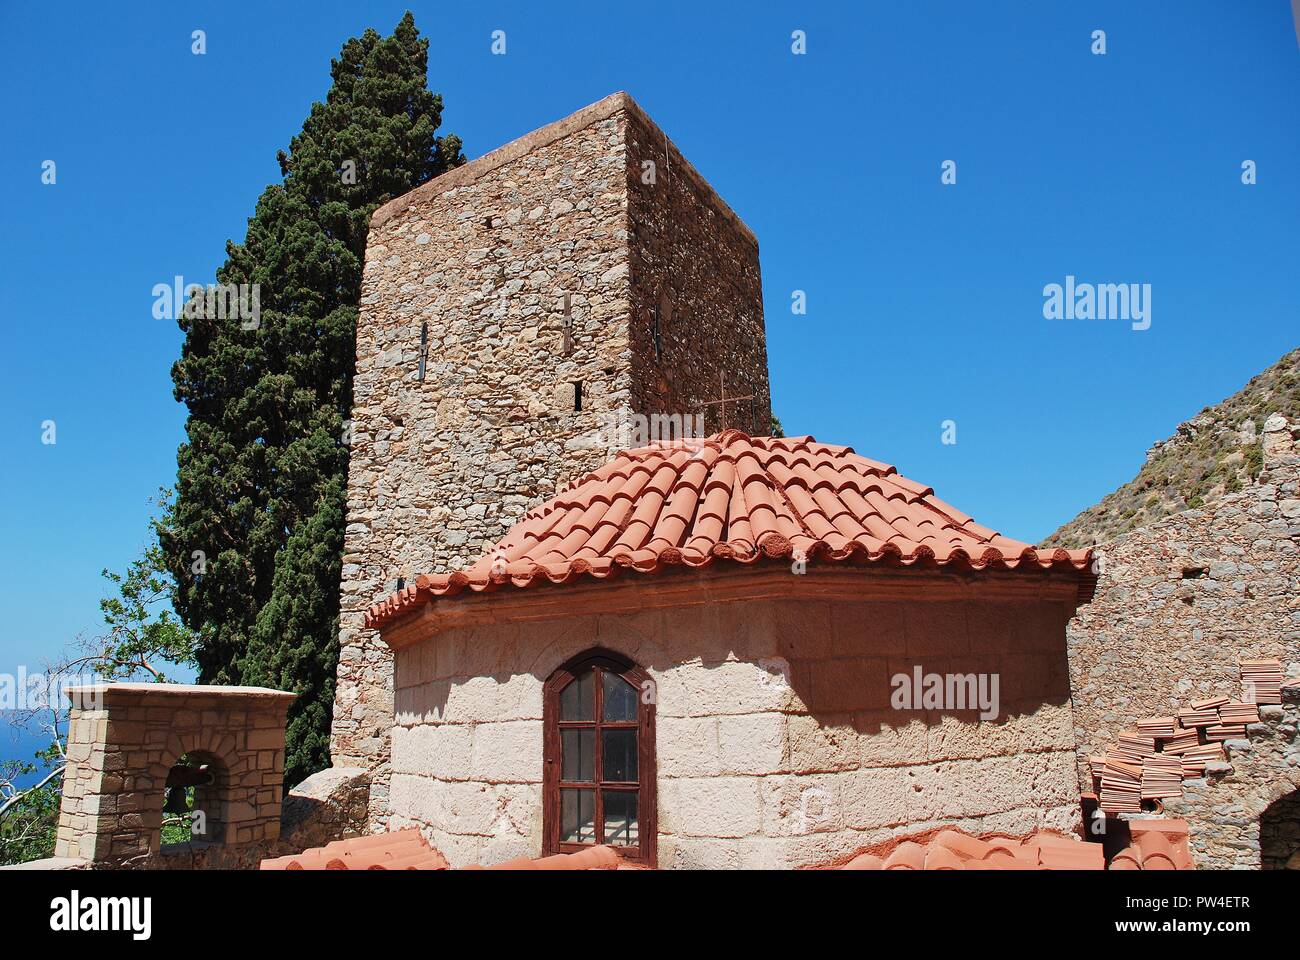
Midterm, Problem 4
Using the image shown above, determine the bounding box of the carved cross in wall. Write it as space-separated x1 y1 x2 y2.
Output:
699 371 755 434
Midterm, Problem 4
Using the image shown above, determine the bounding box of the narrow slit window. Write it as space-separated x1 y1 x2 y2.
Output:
573 381 583 412
417 321 428 382
562 292 573 355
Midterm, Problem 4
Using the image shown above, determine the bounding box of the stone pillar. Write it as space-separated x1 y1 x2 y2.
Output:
53 683 294 868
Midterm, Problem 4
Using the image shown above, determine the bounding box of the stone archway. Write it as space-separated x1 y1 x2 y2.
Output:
160 749 230 845
1260 788 1300 869
145 728 251 854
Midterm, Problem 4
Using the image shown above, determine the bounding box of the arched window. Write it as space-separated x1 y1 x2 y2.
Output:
543 649 656 865
161 751 226 848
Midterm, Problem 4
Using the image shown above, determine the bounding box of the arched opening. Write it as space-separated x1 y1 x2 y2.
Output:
543 649 656 865
1260 787 1300 869
161 751 228 848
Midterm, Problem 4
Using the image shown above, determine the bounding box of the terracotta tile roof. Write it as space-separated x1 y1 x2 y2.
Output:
366 431 1094 629
259 830 624 871
268 826 1194 872
260 829 449 870
1090 658 1282 813
1109 820 1196 871
826 823 1196 871
828 827 1107 870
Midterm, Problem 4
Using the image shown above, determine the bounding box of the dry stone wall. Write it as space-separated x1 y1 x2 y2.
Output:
1067 414 1300 784
1160 688 1300 868
1067 415 1300 868
334 92 771 824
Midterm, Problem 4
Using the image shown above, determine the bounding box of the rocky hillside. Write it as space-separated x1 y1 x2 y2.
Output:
1046 347 1300 548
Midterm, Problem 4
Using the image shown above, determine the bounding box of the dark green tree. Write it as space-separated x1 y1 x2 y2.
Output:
163 12 461 787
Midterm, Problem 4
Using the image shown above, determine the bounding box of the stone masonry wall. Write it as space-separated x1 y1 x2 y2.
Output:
53 684 293 868
334 92 771 824
624 108 771 432
1067 414 1300 786
386 588 1080 869
1161 687 1300 868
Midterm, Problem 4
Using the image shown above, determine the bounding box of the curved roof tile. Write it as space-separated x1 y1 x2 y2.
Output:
365 431 1095 629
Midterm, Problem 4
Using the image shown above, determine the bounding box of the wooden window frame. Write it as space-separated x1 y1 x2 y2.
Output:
543 648 656 866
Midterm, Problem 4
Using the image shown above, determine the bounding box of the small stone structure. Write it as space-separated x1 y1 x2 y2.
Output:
53 683 294 868
334 91 774 823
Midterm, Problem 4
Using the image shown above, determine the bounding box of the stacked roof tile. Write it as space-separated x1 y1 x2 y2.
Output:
366 431 1094 629
1091 659 1281 812
1241 660 1284 704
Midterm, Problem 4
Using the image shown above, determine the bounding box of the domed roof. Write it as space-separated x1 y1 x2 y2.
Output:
366 431 1092 628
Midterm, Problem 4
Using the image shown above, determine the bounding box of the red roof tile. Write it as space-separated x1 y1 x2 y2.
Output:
260 829 449 870
828 827 1106 871
366 431 1094 629
829 823 1196 871
260 831 624 871
1113 819 1195 870
465 845 622 871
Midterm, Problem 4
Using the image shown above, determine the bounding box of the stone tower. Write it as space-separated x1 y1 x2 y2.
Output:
332 92 772 820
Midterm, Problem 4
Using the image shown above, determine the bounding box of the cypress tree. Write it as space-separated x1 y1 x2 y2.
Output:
164 12 461 787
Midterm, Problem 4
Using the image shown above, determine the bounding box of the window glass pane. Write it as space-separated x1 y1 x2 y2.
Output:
603 790 638 847
560 788 595 844
602 728 638 782
561 728 594 782
560 670 593 721
602 671 638 722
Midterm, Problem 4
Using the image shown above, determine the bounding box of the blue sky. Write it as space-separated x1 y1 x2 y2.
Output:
1 1 1297 751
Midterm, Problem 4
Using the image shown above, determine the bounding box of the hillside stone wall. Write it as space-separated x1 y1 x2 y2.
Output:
1067 414 1300 862
1067 414 1300 780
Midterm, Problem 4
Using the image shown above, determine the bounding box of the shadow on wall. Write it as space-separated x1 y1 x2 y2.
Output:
1261 787 1300 870
393 595 1076 735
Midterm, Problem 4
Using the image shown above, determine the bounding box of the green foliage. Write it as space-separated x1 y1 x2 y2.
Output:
98 492 197 681
769 415 785 438
0 746 62 865
162 12 461 787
